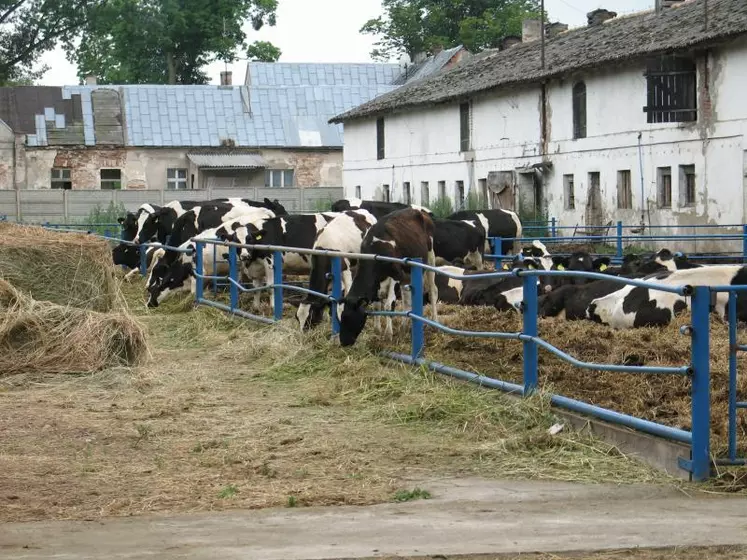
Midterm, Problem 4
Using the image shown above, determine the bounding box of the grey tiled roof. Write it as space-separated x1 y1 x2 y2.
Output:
246 62 401 87
331 0 747 123
390 45 465 86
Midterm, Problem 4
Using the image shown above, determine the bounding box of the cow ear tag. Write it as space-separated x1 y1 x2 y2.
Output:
502 264 509 270
599 264 607 271
256 234 263 240
557 264 565 271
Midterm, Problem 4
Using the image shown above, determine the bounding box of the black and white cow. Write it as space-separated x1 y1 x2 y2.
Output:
113 203 161 269
296 209 378 330
459 258 549 312
217 212 341 310
546 252 611 289
432 218 485 270
448 209 523 255
331 198 433 220
339 208 438 347
113 245 165 282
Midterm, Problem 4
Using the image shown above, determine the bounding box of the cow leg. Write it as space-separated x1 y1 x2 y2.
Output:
124 267 139 282
339 264 354 321
264 258 274 310
383 278 397 339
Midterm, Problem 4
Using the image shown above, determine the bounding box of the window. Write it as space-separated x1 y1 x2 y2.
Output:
455 180 465 209
355 185 361 198
167 168 187 190
459 101 471 152
264 169 294 187
617 170 632 209
420 181 430 206
658 167 672 208
644 55 697 123
572 82 587 139
382 184 390 202
403 182 411 204
563 174 575 210
478 178 488 206
376 117 385 160
51 168 71 190
680 164 696 207
100 169 121 190
438 181 446 200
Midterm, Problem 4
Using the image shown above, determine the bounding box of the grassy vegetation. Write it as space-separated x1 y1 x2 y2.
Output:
310 197 336 212
430 196 455 218
62 201 127 237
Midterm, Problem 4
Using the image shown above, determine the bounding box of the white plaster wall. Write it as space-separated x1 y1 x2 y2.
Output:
0 121 14 189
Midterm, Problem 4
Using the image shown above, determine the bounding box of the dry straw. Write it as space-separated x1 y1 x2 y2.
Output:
0 222 118 312
0 278 147 375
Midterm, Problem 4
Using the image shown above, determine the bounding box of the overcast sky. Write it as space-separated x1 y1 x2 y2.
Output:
37 0 654 86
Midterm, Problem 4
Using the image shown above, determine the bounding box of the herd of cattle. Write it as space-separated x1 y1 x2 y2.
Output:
111 196 747 347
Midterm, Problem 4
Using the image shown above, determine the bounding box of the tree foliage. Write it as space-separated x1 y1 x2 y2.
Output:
360 0 542 61
246 40 281 62
67 0 279 85
0 0 100 85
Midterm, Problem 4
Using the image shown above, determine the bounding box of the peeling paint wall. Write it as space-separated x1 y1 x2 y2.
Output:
0 121 14 190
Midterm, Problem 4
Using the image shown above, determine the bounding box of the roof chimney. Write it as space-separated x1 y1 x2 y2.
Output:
522 19 542 43
546 22 569 38
500 35 522 50
85 74 97 85
220 70 232 86
587 8 617 26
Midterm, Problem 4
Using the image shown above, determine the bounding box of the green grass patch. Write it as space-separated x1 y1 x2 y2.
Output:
393 487 431 502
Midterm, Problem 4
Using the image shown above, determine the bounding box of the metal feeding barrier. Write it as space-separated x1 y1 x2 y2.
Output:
45 223 747 482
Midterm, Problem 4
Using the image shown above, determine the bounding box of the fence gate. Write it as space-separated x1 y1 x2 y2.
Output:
718 290 747 467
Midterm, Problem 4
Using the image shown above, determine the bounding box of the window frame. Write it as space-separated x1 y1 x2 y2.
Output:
680 164 696 207
420 181 429 206
617 170 633 209
644 55 697 124
100 168 122 190
455 180 465 209
403 181 411 204
264 169 295 188
563 174 575 210
437 181 446 200
657 167 673 208
382 184 390 202
167 168 188 190
51 168 72 190
376 117 385 160
355 185 362 198
572 81 587 139
459 101 471 152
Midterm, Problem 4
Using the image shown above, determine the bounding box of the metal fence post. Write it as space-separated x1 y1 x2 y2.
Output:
522 273 538 395
728 290 738 463
551 217 557 238
742 225 747 264
409 259 425 360
228 245 238 312
330 256 342 336
139 244 148 277
212 244 218 297
616 221 624 261
690 285 711 482
195 241 204 302
273 250 284 321
493 236 503 262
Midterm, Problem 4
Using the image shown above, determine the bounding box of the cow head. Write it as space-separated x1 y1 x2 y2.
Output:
118 212 138 241
146 259 193 308
339 297 368 347
134 209 165 245
521 240 553 271
112 243 139 269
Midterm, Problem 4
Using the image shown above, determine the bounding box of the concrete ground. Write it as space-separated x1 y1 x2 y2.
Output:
2 478 747 560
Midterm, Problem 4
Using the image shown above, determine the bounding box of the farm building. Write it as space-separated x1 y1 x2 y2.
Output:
331 0 747 237
0 52 470 194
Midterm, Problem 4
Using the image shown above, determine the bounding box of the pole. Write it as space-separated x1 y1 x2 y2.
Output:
689 285 711 482
139 244 148 277
228 245 238 312
540 0 545 70
331 256 342 336
409 260 425 360
616 221 624 262
273 250 284 321
522 273 538 395
728 291 738 463
195 241 204 303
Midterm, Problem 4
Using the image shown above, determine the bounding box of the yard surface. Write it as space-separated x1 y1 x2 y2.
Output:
0 277 674 523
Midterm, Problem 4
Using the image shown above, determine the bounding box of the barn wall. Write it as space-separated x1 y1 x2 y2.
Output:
0 121 14 190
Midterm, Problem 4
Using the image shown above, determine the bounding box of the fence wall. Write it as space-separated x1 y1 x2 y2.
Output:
0 187 344 223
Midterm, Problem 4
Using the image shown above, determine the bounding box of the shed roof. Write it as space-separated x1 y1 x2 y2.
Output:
187 151 267 169
331 0 747 123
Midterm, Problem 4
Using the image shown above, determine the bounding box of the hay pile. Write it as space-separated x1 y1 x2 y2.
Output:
368 305 747 453
0 223 118 311
0 279 147 375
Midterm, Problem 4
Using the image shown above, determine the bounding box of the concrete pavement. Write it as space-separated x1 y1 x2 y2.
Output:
2 478 747 559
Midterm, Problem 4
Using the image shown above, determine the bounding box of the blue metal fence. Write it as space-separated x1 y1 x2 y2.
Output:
44 224 747 481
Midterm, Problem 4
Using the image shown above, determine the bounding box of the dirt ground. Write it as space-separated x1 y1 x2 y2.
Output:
0 278 672 523
376 547 747 560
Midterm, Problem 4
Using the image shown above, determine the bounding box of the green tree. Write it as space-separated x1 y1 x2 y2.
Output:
67 0 279 84
246 40 281 62
0 0 100 85
361 0 542 61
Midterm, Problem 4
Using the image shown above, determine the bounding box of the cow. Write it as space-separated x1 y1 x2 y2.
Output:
585 265 747 329
117 203 160 242
296 209 378 330
432 218 485 270
112 244 164 282
331 199 433 219
545 252 612 290
217 213 341 310
339 208 438 347
458 258 549 312
447 209 523 255
423 266 471 304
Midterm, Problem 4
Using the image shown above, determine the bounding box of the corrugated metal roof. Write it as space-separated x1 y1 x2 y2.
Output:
391 46 465 86
187 152 267 168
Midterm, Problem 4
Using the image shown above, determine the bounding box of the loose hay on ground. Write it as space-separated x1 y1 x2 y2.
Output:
0 279 148 375
0 222 119 311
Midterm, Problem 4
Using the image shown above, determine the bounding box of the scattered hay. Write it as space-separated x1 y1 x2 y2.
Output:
369 305 747 455
0 222 119 311
0 279 148 375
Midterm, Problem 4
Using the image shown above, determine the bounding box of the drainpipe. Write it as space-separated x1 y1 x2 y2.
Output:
637 131 646 227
